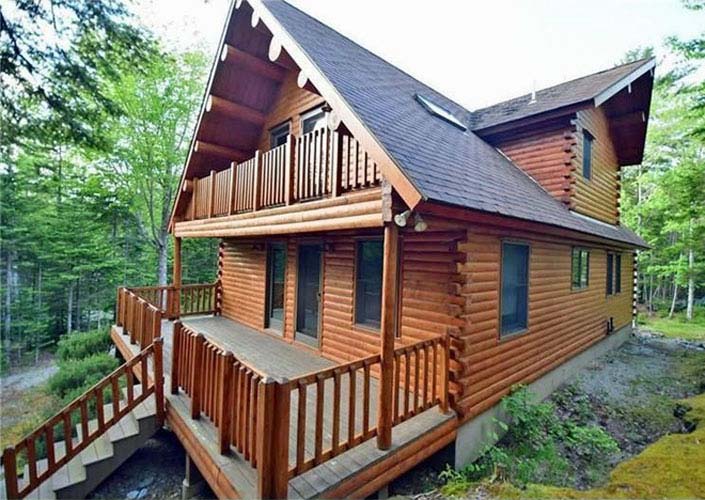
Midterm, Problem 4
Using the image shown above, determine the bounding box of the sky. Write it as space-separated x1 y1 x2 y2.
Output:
134 0 704 110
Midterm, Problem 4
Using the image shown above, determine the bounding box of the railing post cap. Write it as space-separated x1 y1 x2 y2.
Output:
153 337 164 345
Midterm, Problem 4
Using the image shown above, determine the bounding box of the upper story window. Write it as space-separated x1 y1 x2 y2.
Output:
571 248 590 290
301 106 328 135
354 240 383 330
582 130 594 180
500 242 530 337
269 122 290 148
607 252 622 295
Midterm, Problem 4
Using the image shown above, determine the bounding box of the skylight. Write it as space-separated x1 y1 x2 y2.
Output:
415 94 467 131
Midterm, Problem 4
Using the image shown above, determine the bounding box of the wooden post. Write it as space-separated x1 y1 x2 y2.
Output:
153 337 166 425
190 334 205 419
191 177 198 220
253 150 262 212
171 321 182 395
228 162 237 215
331 130 343 197
2 446 19 500
440 334 450 413
256 378 290 499
218 352 234 454
377 223 399 450
208 170 216 218
284 135 295 206
115 288 122 326
173 236 182 319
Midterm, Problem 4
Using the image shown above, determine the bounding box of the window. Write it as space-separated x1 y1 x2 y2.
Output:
606 253 614 295
355 240 383 329
606 252 622 295
265 243 286 330
414 94 467 131
301 106 327 135
582 130 594 180
571 248 590 290
269 122 290 149
500 243 529 336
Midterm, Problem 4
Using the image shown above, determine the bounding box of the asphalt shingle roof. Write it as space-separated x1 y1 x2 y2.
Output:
471 58 654 131
263 0 647 248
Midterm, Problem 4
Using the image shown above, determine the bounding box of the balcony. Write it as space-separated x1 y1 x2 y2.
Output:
182 129 382 223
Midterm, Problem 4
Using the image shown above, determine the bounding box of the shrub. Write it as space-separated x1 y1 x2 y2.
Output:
440 386 619 493
56 329 112 362
48 353 119 403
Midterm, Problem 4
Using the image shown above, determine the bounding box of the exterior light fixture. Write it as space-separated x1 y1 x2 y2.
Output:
394 210 412 227
413 214 428 232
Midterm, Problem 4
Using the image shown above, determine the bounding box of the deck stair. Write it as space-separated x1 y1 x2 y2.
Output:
1 386 159 500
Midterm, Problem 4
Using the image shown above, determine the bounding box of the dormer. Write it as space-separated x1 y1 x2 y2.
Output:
471 59 655 225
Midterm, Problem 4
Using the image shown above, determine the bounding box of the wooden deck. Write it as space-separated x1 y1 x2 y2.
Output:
112 316 456 498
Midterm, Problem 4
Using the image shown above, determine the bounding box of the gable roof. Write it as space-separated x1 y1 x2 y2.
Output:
257 0 649 247
471 58 655 132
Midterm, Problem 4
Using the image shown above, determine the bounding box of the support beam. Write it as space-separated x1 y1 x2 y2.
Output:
220 44 286 82
173 236 182 288
268 37 299 71
297 70 319 95
206 95 266 126
194 140 249 162
377 223 399 450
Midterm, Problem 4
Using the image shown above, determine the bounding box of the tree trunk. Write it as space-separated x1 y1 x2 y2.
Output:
157 232 168 286
668 281 679 319
686 247 694 321
67 282 75 334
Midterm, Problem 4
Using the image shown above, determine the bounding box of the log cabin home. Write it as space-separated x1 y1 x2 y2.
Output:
1 1 655 499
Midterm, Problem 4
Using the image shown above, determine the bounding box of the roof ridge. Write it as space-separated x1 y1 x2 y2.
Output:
265 0 474 119
472 57 654 114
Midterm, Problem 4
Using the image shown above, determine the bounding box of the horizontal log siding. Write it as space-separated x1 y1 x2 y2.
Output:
491 118 574 205
317 231 464 365
456 230 634 419
257 73 324 151
220 240 266 329
572 107 620 224
606 252 634 330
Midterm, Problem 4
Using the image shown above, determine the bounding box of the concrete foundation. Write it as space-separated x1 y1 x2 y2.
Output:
181 454 209 500
454 324 633 467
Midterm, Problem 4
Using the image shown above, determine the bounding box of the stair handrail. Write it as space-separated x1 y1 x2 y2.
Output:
1 339 164 500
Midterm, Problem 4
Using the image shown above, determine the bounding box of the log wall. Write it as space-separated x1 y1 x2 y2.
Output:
455 227 634 420
220 240 267 329
257 73 324 151
489 118 574 206
571 107 620 224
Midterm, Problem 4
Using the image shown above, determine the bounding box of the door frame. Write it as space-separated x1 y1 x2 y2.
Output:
293 241 324 349
264 241 287 336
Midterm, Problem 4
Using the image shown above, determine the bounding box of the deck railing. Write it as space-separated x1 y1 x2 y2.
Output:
169 324 450 498
183 131 380 222
1 341 164 499
118 283 220 324
116 288 163 349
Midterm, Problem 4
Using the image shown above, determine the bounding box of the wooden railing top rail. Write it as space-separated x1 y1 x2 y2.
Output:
285 353 380 388
2 341 164 499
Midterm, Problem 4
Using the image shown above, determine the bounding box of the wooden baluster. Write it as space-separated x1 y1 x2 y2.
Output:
347 368 356 447
296 383 306 472
363 363 371 437
432 342 438 404
314 375 324 464
440 334 450 413
423 344 429 408
237 366 247 453
140 354 148 393
26 437 37 485
96 388 105 432
116 288 122 326
248 375 258 465
171 321 182 394
413 347 420 414
228 162 237 215
46 426 56 469
63 412 73 453
218 352 234 454
3 446 19 500
253 150 262 212
393 353 400 423
231 362 240 448
154 338 165 425
296 137 302 201
191 177 198 220
80 398 89 442
191 334 205 419
126 363 134 405
404 350 411 419
332 370 341 455
331 130 342 197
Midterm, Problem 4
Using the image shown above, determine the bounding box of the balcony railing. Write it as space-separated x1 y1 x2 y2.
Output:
184 130 381 221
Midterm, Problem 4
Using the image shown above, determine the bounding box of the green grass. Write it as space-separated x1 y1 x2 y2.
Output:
639 306 705 341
